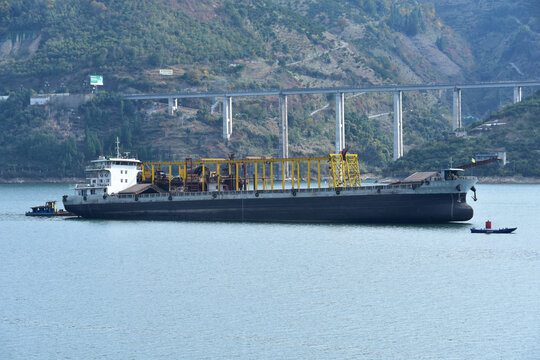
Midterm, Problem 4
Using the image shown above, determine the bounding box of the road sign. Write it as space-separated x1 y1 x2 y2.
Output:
159 69 173 76
90 75 103 86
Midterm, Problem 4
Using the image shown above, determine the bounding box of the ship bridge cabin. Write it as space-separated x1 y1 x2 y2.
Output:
75 155 142 196
441 168 465 181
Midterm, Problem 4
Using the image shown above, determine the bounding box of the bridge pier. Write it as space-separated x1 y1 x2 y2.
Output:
279 94 289 176
223 96 232 141
335 92 345 152
513 86 522 103
452 88 462 130
168 97 178 115
393 91 403 160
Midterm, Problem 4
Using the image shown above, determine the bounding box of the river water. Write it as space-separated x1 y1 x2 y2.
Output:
1 183 539 359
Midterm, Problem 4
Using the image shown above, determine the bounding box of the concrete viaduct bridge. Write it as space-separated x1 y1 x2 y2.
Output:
124 80 540 160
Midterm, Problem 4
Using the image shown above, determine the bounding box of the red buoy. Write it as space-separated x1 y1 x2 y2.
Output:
485 220 492 229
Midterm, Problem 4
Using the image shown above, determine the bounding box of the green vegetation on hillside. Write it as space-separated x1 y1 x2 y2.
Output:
431 0 539 82
388 4 428 36
2 1 258 76
0 0 328 82
0 89 82 177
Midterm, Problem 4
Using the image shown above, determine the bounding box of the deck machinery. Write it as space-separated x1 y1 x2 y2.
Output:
139 153 362 193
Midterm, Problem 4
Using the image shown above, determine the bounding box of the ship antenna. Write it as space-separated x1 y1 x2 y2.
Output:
116 137 120 158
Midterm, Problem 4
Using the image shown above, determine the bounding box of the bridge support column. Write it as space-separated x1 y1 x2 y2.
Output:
168 97 178 115
279 95 289 176
335 92 345 153
393 91 403 160
513 86 522 103
223 96 232 141
453 88 462 130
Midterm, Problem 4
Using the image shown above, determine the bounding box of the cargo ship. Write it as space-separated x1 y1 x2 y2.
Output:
63 146 478 223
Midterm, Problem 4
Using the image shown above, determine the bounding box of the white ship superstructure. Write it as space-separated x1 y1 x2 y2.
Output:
74 139 141 198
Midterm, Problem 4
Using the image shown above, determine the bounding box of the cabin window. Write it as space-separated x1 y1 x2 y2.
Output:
91 189 96 195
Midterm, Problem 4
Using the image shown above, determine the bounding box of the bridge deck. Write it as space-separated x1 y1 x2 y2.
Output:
124 81 540 100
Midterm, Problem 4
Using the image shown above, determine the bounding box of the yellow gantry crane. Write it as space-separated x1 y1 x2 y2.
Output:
140 153 361 192
329 153 362 188
345 154 362 187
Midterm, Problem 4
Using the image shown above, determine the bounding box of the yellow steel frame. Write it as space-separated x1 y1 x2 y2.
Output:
254 163 258 191
345 154 362 187
317 160 321 188
235 163 239 191
281 162 285 190
329 154 346 187
291 162 295 189
296 161 300 189
270 163 274 190
140 155 361 192
307 161 311 189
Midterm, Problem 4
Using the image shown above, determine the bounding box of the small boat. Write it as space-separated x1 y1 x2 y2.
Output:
470 227 517 234
25 201 76 217
470 220 517 234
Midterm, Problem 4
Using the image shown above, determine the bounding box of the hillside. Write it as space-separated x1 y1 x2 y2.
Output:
0 0 538 180
0 0 481 92
421 0 540 80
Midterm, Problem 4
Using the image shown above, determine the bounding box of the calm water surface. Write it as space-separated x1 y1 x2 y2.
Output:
1 183 539 359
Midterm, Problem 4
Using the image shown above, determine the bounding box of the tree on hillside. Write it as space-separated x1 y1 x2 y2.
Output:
389 5 426 36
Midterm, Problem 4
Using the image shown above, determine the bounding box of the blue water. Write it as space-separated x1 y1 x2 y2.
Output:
1 183 539 359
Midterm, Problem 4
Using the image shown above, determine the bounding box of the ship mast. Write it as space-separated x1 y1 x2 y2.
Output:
116 137 120 158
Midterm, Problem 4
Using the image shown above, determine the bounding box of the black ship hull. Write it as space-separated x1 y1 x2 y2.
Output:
64 191 473 223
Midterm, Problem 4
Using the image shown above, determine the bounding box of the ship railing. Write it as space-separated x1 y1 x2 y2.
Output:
114 183 425 200
74 183 93 189
86 164 111 171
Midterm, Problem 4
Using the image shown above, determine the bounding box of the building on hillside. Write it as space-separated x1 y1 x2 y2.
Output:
30 96 50 105
476 151 507 166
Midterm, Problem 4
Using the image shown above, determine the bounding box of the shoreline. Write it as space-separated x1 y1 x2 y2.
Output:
0 178 85 184
476 176 540 184
372 176 540 184
2 176 540 185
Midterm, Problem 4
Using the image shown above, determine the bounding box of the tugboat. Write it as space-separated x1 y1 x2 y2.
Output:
470 220 517 234
25 201 75 217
